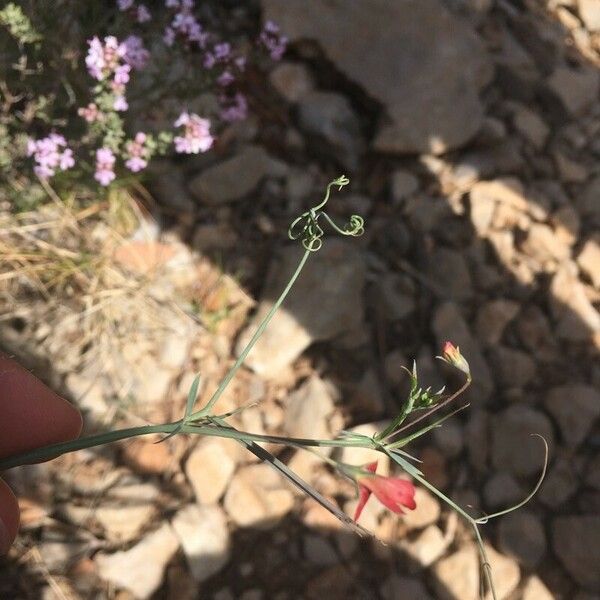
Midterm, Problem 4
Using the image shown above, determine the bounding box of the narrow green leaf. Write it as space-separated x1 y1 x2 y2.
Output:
184 374 202 420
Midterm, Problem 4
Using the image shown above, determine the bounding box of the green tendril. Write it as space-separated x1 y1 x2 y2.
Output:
288 175 364 251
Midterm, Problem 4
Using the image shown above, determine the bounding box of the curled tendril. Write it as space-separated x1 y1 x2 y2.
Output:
288 175 364 251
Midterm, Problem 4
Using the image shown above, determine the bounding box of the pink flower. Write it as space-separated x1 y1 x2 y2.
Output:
117 0 134 9
27 134 75 179
354 462 416 522
124 132 148 172
78 102 101 123
113 95 128 111
173 112 213 154
94 147 116 186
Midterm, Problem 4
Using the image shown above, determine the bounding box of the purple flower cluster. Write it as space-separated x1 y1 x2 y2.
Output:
123 35 150 70
164 0 206 47
78 102 101 123
124 132 149 172
173 112 214 154
27 134 75 179
259 20 288 61
219 92 248 123
94 148 117 186
117 0 152 23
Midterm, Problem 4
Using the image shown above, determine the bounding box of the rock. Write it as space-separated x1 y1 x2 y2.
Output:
391 170 419 202
491 406 554 477
96 523 180 599
579 0 600 31
432 302 494 402
303 534 339 566
550 263 600 341
513 106 549 149
466 409 490 471
488 346 536 389
483 472 524 510
552 516 600 590
586 453 600 490
235 240 365 377
402 488 441 530
269 62 314 103
380 575 433 600
426 248 473 301
263 0 492 154
539 457 579 509
297 91 364 169
284 375 336 440
497 511 546 569
475 300 520 346
189 145 284 204
377 273 417 320
185 438 237 504
578 175 600 224
546 385 600 449
148 166 195 213
95 501 157 544
224 464 295 528
338 423 391 475
432 544 479 600
520 223 571 264
470 178 529 219
521 576 554 600
433 420 464 458
577 238 600 288
122 437 177 475
547 65 600 116
515 304 558 362
171 504 230 583
483 544 520 600
65 371 109 420
350 368 386 417
399 524 448 568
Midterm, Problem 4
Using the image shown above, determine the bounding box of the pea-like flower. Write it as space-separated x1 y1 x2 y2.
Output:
439 341 470 377
354 462 416 522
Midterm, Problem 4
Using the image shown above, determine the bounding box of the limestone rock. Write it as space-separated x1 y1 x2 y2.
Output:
269 62 315 103
263 0 492 154
224 464 295 528
171 504 230 583
545 384 600 449
491 406 554 477
283 375 336 441
547 65 600 116
432 544 479 600
189 145 285 204
552 516 600 590
498 511 546 569
235 241 365 377
96 523 179 599
185 438 237 504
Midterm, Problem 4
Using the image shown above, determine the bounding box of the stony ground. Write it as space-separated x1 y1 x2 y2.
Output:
1 0 600 599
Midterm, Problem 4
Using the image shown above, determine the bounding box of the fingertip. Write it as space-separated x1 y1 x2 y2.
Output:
0 479 18 555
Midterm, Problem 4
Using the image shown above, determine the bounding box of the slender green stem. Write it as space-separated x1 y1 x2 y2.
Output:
0 421 376 471
189 248 311 421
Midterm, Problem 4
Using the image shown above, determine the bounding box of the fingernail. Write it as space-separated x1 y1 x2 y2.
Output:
0 516 9 555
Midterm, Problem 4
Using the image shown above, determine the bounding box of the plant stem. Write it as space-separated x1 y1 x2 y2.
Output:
0 421 376 471
189 248 311 420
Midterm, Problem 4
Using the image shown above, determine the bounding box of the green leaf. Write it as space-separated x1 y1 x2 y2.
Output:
184 374 202 420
